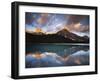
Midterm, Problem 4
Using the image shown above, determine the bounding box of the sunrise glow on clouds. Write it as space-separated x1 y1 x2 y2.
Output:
25 12 89 37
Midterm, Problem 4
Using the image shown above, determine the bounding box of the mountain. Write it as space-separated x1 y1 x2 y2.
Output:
26 28 89 43
30 32 45 35
25 29 45 35
56 29 89 42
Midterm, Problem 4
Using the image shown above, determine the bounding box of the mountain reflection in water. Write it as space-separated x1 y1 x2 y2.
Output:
26 43 89 68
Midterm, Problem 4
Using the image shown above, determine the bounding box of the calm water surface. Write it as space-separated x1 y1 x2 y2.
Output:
25 43 89 68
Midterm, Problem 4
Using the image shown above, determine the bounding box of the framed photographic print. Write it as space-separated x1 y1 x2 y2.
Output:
11 1 98 79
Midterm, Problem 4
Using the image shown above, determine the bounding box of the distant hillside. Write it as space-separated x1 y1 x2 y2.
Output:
26 28 89 43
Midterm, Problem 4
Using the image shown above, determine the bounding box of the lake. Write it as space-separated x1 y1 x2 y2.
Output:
25 43 89 68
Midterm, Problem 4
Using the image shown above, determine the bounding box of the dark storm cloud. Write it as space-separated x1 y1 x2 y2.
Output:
65 15 89 35
67 15 89 24
25 13 34 25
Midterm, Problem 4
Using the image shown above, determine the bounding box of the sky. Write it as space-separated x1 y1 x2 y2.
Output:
25 12 89 37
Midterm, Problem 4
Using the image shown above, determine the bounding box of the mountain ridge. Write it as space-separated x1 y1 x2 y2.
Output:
26 28 89 43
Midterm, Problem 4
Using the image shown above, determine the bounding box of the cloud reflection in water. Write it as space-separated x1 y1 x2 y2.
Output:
26 49 89 68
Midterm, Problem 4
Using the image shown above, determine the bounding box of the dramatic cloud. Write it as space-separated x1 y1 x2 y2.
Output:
65 23 89 32
67 15 89 24
37 13 49 25
25 13 89 36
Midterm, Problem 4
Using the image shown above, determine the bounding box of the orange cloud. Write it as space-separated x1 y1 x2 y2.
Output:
37 13 49 25
74 23 81 29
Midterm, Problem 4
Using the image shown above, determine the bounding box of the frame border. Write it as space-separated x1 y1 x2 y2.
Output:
11 1 98 79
